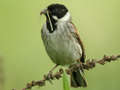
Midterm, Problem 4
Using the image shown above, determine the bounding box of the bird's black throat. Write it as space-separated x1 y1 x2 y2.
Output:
46 15 57 33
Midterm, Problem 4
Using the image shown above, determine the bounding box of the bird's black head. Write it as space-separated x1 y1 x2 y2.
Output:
40 4 69 21
47 4 68 19
40 4 70 33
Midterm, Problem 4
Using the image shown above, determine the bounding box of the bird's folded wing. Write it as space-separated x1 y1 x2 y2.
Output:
67 22 86 63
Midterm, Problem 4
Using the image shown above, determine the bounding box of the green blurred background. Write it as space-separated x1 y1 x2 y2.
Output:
0 0 120 90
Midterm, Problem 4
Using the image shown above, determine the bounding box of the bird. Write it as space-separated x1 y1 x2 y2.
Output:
40 3 87 87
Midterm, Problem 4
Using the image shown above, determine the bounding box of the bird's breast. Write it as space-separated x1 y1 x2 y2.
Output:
42 23 82 65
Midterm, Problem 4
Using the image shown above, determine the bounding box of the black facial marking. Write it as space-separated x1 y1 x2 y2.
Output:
45 13 57 33
45 4 68 33
46 14 57 33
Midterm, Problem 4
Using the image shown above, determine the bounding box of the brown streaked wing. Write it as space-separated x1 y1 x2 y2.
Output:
70 22 86 63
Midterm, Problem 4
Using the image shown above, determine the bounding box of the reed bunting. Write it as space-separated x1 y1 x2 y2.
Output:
40 3 87 87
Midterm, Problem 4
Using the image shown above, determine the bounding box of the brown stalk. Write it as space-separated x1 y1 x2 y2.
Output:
13 54 120 90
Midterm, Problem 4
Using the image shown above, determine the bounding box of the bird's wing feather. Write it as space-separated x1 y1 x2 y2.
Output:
67 22 86 63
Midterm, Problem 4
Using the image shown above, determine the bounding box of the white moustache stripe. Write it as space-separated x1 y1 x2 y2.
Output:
52 16 58 20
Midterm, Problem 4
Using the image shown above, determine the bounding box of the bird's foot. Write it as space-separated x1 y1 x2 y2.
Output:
44 65 58 84
44 71 53 84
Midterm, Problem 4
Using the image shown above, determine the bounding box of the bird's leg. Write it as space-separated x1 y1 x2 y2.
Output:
49 64 58 73
46 64 58 80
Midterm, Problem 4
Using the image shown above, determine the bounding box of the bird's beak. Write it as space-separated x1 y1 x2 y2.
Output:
40 8 48 15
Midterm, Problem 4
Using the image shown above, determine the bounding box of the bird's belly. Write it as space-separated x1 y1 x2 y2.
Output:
45 32 81 65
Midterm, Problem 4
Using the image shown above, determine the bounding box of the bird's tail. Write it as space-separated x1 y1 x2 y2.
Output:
71 68 87 87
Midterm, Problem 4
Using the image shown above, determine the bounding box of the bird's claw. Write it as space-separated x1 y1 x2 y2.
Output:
45 71 53 84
